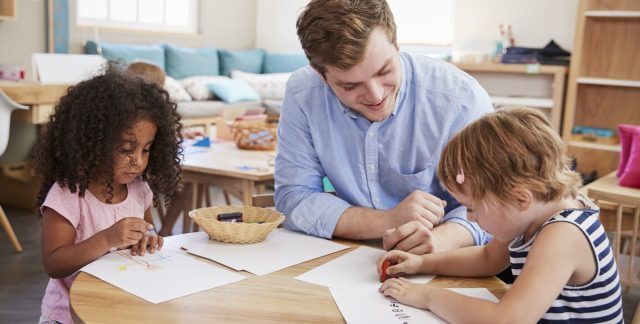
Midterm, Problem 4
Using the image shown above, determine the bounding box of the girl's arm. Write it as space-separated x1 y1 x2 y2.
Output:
381 238 510 279
419 238 511 277
42 207 148 278
419 222 594 323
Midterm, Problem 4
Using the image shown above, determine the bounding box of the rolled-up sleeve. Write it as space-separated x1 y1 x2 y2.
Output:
274 89 351 238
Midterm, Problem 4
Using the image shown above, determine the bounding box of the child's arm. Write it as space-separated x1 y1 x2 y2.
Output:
379 238 510 278
382 222 594 323
41 207 149 278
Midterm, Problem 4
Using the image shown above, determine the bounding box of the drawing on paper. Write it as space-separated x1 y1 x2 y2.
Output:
115 251 173 271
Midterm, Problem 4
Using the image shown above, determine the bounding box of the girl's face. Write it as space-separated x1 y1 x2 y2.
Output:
114 119 157 185
449 186 529 242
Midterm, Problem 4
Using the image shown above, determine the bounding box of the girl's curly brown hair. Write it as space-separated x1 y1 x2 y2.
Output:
33 64 183 213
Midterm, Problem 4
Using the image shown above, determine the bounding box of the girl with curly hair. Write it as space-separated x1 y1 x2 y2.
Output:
34 64 182 324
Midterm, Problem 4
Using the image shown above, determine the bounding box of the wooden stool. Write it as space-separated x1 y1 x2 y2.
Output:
586 172 640 289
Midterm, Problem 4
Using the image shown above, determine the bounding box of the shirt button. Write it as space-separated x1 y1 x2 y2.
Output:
369 132 374 137
369 164 375 171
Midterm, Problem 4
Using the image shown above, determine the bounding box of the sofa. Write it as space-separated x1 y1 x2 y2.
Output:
85 41 308 129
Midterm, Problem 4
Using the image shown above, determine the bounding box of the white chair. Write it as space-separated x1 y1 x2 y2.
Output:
0 89 27 253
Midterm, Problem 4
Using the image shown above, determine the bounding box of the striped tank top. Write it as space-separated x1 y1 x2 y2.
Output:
508 195 623 323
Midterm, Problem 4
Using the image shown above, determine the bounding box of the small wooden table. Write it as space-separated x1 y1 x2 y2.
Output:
70 238 508 323
181 141 275 206
0 80 68 124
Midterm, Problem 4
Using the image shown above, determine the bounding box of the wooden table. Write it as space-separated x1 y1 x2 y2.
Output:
0 80 68 124
181 141 275 206
70 238 509 323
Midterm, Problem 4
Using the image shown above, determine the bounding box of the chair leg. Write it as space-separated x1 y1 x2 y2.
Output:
0 204 23 253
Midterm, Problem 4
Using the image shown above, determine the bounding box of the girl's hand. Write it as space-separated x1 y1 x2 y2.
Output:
105 217 148 250
379 277 431 310
377 250 423 277
132 229 164 256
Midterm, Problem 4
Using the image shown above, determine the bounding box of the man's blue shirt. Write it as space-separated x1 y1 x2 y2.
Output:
275 53 494 244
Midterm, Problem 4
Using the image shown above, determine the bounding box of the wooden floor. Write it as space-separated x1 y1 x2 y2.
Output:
1 197 639 323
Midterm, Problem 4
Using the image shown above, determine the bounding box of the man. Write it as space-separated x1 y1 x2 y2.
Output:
275 0 494 254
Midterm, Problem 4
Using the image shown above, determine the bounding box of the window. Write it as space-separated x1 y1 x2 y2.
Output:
77 0 198 34
387 0 455 46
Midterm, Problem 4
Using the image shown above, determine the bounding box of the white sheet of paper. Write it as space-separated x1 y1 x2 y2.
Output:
330 287 499 324
182 228 350 275
80 247 247 304
296 246 434 293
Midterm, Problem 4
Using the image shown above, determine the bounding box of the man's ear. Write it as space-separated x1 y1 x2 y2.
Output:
513 188 533 211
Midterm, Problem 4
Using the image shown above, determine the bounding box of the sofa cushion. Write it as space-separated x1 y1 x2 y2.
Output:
208 79 261 104
218 49 265 76
85 40 165 69
179 76 230 100
164 76 192 102
262 52 308 73
231 70 291 99
165 45 219 79
177 100 263 119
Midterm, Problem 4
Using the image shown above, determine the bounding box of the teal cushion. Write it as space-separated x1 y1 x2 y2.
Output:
165 45 219 79
208 79 260 103
218 49 265 76
263 52 308 73
85 40 165 70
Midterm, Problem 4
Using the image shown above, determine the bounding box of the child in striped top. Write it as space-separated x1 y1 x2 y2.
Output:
378 107 622 323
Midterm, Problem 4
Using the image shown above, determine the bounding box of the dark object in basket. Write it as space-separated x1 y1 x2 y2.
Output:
218 212 243 223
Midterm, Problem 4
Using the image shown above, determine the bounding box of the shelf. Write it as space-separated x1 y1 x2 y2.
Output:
568 140 621 152
490 96 553 108
585 10 640 18
454 62 566 75
0 0 15 20
577 77 640 88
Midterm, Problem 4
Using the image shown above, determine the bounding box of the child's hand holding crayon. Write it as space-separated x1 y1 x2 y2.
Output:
377 250 423 280
132 224 163 256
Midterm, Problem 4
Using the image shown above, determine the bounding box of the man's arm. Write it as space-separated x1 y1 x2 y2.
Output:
275 78 351 238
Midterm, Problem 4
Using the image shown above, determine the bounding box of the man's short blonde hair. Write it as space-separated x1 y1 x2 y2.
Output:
437 107 582 205
296 0 397 77
126 61 166 87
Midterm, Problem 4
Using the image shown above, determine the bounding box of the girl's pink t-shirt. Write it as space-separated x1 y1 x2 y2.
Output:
40 178 152 324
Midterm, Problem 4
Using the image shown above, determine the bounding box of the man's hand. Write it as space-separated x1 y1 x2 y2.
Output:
383 221 474 254
382 221 439 254
385 190 446 230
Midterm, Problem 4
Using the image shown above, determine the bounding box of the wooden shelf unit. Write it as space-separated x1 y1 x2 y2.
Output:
455 62 567 132
0 0 16 20
563 0 640 178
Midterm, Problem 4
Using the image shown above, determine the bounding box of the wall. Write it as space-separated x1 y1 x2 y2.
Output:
0 0 257 79
255 0 307 53
0 1 46 79
453 0 578 55
255 0 579 55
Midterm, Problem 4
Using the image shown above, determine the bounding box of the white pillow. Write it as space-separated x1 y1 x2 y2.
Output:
164 76 192 102
179 76 230 101
231 70 292 100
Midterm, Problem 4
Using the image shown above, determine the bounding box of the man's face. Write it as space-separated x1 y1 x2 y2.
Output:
323 27 402 122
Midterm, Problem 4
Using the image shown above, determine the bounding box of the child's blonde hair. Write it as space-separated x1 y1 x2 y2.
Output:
126 61 166 87
437 107 581 206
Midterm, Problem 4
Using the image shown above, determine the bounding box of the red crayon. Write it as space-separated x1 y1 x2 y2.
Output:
380 260 391 282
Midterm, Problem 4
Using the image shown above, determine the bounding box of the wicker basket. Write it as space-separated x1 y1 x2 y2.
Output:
232 122 277 151
189 205 285 244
